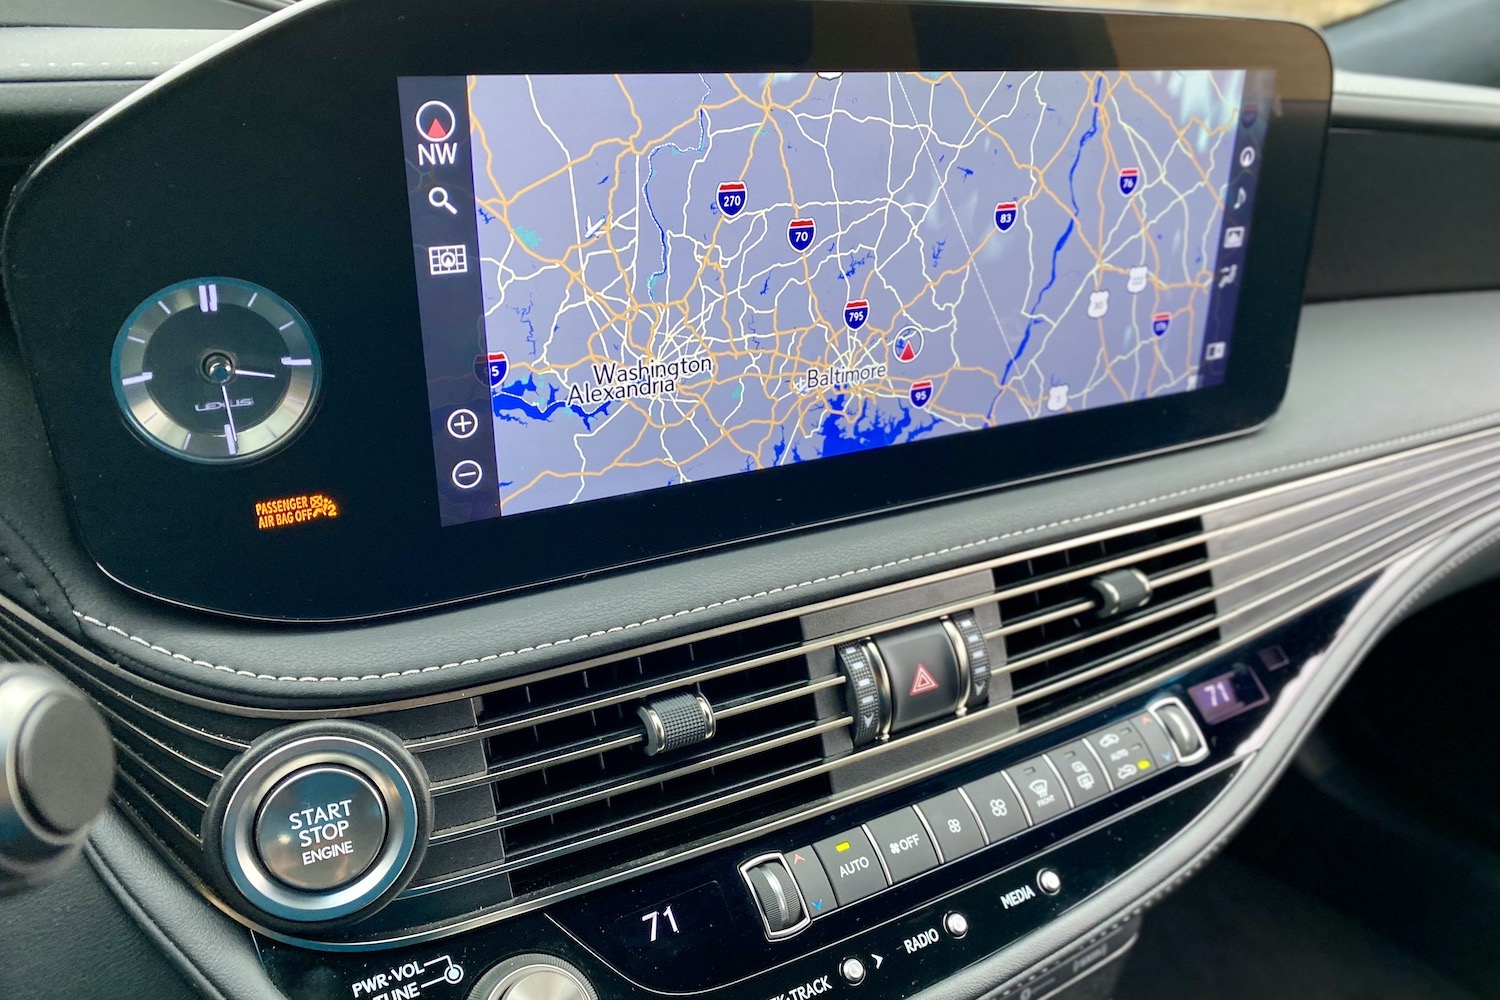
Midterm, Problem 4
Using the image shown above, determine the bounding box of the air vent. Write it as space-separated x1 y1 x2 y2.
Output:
992 519 1217 725
418 619 846 897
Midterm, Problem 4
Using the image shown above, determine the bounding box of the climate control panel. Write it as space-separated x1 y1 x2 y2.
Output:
739 700 1196 938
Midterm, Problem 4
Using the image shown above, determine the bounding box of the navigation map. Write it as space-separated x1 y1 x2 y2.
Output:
463 70 1250 516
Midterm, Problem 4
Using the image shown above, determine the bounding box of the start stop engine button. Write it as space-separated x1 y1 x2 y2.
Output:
254 765 388 892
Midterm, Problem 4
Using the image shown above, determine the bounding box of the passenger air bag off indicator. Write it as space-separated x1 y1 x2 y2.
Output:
254 492 339 530
873 621 963 733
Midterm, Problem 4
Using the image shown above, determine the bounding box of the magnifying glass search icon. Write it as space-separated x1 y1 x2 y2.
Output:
429 187 458 215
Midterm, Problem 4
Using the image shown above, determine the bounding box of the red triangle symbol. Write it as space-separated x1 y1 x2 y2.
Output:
898 340 916 362
426 118 449 140
909 664 940 696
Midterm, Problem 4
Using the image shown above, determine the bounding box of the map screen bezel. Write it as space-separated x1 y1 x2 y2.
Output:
9 0 1330 619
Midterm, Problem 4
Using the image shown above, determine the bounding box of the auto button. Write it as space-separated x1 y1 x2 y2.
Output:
254 765 387 892
813 828 888 905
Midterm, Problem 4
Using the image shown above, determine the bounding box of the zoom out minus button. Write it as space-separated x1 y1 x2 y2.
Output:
451 460 484 490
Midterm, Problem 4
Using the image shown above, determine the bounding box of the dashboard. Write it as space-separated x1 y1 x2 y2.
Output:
0 3 1499 1000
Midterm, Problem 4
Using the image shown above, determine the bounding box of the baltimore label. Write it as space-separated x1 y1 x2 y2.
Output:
799 362 890 394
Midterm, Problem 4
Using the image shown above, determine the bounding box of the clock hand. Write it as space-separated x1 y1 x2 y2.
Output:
221 384 239 456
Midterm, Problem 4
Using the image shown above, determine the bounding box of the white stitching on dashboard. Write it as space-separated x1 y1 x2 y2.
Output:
68 409 1500 683
8 61 177 71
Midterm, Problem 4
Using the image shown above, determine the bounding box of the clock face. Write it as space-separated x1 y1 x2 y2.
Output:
112 278 321 463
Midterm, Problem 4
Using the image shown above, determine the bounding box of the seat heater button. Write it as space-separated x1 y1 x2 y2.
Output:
813 828 889 906
254 765 387 892
1046 741 1109 805
961 773 1030 842
872 622 963 733
916 790 986 861
1004 757 1071 823
865 808 939 883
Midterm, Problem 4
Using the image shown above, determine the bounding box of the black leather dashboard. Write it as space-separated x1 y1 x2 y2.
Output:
2 289 1496 706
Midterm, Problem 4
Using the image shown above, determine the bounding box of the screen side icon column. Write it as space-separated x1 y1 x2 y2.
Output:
398 76 499 526
1196 69 1273 390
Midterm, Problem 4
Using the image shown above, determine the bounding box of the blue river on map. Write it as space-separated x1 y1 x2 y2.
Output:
997 75 1104 398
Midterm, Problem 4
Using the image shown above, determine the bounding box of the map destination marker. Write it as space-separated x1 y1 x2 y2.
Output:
488 351 508 389
892 327 924 364
910 380 934 408
844 300 869 330
1152 313 1171 337
717 181 746 218
1118 167 1140 196
788 218 816 253
994 201 1018 232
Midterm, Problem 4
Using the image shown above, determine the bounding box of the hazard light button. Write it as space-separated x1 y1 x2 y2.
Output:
873 622 963 734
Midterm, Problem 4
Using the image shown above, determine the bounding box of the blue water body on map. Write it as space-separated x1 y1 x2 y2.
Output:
814 396 937 457
644 77 713 299
491 378 606 429
839 251 872 281
494 376 565 421
513 297 537 356
999 75 1104 392
771 429 804 465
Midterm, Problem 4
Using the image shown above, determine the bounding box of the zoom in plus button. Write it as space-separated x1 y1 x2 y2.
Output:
451 460 484 490
446 409 479 439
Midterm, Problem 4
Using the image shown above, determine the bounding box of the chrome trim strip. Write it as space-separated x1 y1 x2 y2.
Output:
412 434 1500 753
428 715 852 846
8 425 1498 725
112 768 202 847
94 698 224 780
714 675 846 720
396 484 1500 903
114 739 208 810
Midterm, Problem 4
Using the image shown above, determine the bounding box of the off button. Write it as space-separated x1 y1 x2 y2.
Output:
254 766 388 892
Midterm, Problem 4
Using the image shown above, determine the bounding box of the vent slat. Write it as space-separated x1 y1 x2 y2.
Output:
436 715 846 845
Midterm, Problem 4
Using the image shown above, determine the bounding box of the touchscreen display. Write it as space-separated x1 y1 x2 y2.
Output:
401 69 1273 526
